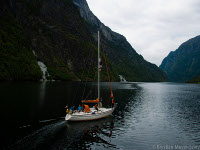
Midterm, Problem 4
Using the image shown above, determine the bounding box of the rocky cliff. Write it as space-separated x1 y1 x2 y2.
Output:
73 0 168 81
0 0 42 80
160 35 200 82
0 0 119 81
0 0 167 82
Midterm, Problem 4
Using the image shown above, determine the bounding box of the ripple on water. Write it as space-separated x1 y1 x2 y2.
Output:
2 82 200 150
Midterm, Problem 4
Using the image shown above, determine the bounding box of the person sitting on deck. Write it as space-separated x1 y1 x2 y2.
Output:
65 105 69 113
95 104 98 111
84 105 91 113
71 106 75 113
78 105 82 112
69 109 72 114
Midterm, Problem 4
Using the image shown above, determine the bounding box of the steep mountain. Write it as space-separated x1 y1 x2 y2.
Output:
0 0 167 82
0 1 42 81
160 35 200 82
73 0 168 81
0 0 118 81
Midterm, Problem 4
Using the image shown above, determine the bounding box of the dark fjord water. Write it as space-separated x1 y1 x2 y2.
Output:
0 82 200 150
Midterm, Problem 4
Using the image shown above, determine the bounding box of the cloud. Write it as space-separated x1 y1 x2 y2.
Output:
86 0 200 66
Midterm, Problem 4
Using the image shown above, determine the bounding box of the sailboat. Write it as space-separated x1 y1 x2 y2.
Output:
65 31 117 121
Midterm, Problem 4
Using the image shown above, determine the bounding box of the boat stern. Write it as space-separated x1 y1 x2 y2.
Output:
65 114 72 121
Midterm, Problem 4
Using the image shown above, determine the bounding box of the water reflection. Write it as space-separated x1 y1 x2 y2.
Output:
7 117 116 150
67 117 116 149
38 81 46 109
1 82 200 149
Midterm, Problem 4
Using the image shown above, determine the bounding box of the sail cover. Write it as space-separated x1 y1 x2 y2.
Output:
82 99 99 103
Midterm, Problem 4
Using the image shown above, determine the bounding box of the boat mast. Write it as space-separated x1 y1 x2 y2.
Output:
98 31 100 100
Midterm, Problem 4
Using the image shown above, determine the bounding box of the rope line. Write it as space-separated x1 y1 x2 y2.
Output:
100 35 114 98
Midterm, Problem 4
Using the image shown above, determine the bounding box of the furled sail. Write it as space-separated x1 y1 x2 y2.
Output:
82 99 100 103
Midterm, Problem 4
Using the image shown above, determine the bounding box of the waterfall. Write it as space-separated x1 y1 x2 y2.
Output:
37 61 48 81
119 75 127 82
32 50 49 81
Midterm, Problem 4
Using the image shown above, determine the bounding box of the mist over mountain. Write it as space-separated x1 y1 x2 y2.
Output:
160 35 200 82
0 0 167 82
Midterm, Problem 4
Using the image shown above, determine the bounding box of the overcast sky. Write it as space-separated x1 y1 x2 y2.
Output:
87 0 200 66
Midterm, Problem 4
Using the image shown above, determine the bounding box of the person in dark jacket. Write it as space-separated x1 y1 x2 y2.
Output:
95 104 98 111
71 106 75 113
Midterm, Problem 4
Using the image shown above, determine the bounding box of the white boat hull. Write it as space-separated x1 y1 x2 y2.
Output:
65 105 117 121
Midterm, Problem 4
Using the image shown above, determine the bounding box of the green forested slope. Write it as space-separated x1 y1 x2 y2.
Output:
0 8 42 80
160 35 200 82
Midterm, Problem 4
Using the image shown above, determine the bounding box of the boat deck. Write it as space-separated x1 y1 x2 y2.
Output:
71 108 112 116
